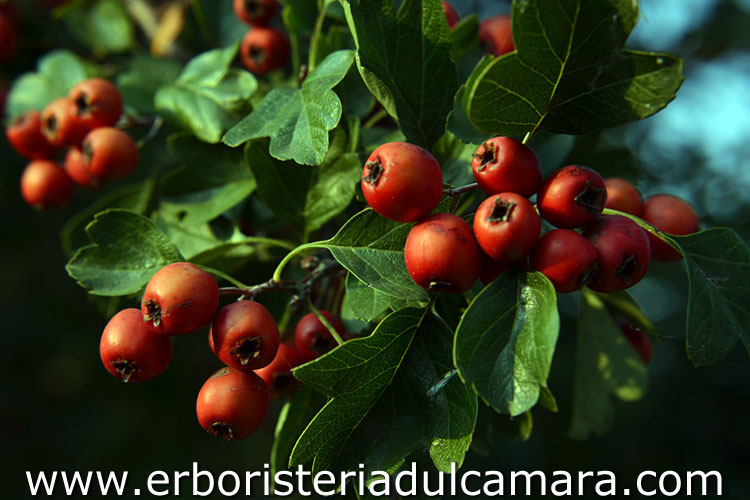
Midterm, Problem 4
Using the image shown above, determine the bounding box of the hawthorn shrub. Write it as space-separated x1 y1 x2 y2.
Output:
4 0 749 485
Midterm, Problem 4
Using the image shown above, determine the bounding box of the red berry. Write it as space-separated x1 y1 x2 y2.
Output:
68 78 123 131
240 27 289 74
100 308 173 382
479 15 514 57
209 301 280 371
255 343 301 399
442 1 460 27
583 215 651 292
0 12 17 63
196 367 269 441
474 193 541 263
294 311 346 363
616 317 653 364
141 262 219 335
405 212 481 293
233 0 277 26
537 165 607 228
472 136 542 197
529 229 598 293
6 110 57 159
604 178 643 216
20 160 72 210
64 146 102 189
41 97 88 147
641 194 699 262
361 141 444 223
479 251 509 286
81 127 139 180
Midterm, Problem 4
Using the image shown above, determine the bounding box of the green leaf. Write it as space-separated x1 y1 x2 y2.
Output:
159 134 255 226
61 0 135 55
341 0 458 148
569 290 648 440
223 50 355 165
155 45 257 143
675 229 750 366
66 210 183 296
454 270 559 416
446 56 494 145
291 309 477 474
271 386 327 476
465 0 684 137
341 273 416 323
117 56 183 115
6 50 92 118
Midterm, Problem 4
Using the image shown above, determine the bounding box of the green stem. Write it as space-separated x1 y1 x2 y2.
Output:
362 109 389 130
308 0 333 71
308 296 345 346
197 265 249 288
189 0 217 47
522 131 532 145
240 237 298 251
272 242 321 283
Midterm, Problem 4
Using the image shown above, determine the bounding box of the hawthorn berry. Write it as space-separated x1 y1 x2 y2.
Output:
537 165 607 228
361 141 444 223
209 300 280 371
233 0 277 27
479 252 509 286
604 178 643 216
583 215 651 293
442 1 460 28
294 311 346 363
529 229 598 293
196 367 269 441
405 212 481 293
100 308 173 383
255 343 302 399
0 12 17 63
472 136 542 197
616 317 653 365
240 27 289 74
81 127 139 180
479 15 514 57
64 146 102 189
642 194 699 262
68 78 123 131
20 160 72 210
6 110 57 159
474 193 541 263
141 262 219 335
41 97 88 147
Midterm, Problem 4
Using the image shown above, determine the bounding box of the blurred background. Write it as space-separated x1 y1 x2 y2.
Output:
1 0 749 498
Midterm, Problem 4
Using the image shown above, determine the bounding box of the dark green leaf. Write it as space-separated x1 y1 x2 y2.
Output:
466 0 683 136
454 270 559 416
117 56 183 115
569 290 648 440
446 56 494 145
61 0 134 55
341 273 415 322
341 0 458 148
493 411 533 442
271 386 327 476
66 210 183 296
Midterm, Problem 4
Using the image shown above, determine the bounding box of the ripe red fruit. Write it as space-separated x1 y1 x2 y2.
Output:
196 367 269 441
41 97 88 147
529 229 598 293
64 146 102 189
405 212 481 293
442 1 460 27
255 343 301 399
141 262 219 335
472 136 542 197
479 15 514 57
604 178 643 216
641 194 700 262
68 78 123 131
479 252 509 286
583 215 651 293
616 317 653 365
474 193 541 263
294 311 346 362
361 141 444 223
233 0 277 26
6 111 57 159
100 308 173 382
240 27 289 74
81 127 139 179
209 301 280 371
20 160 72 210
0 12 17 63
537 165 607 228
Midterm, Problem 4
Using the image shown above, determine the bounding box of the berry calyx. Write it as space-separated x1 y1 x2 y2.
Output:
604 178 643 216
479 15 514 57
240 26 290 74
6 110 57 159
537 165 607 228
68 78 124 131
473 193 541 262
641 194 699 262
255 343 302 399
20 160 72 210
529 229 598 293
472 136 542 197
209 300 280 371
361 141 444 223
81 127 139 180
405 212 481 293
294 311 346 363
233 0 278 26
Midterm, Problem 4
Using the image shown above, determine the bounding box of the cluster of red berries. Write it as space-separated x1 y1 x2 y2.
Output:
361 138 700 299
6 78 138 209
442 1 514 57
99 262 349 440
234 0 289 75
